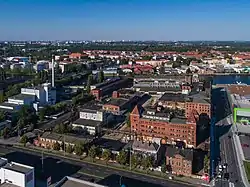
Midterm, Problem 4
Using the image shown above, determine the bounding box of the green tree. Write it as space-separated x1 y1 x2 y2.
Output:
102 149 111 164
39 108 46 121
88 145 97 162
20 135 28 145
97 70 104 83
131 154 140 169
126 113 131 127
0 92 4 103
17 118 25 129
53 142 61 151
53 124 61 133
86 74 93 93
116 150 128 166
74 142 84 156
0 111 5 122
2 127 9 138
66 144 74 154
204 155 209 173
141 156 153 172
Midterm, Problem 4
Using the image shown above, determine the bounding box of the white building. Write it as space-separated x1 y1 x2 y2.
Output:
72 104 113 135
0 158 34 187
0 83 56 112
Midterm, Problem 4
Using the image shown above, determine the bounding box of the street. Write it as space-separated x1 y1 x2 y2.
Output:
212 87 243 187
0 145 199 187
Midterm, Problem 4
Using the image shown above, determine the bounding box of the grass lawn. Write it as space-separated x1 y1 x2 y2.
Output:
244 161 250 181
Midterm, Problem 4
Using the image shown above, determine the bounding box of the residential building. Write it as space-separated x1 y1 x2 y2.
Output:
69 53 84 60
0 157 34 187
131 138 162 163
166 146 193 177
34 132 92 149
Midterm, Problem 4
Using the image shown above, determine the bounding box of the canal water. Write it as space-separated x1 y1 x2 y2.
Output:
213 75 250 85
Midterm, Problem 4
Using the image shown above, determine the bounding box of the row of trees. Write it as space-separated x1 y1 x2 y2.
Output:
50 140 155 171
39 102 68 121
86 71 104 93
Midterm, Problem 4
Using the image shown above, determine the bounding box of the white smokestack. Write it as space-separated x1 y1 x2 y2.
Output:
52 55 55 87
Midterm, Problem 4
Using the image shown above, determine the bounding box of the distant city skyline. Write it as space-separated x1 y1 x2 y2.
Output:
1 0 250 41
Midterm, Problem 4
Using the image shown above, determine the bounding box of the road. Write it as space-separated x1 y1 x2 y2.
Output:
212 87 243 187
0 145 199 187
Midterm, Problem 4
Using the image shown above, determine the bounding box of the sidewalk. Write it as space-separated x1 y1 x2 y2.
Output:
15 144 210 186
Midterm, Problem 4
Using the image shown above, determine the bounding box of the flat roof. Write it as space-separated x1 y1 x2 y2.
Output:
170 117 187 124
94 138 126 152
56 176 106 187
104 98 128 107
188 92 210 104
9 93 34 100
73 118 101 127
3 163 33 174
159 93 187 102
239 135 250 160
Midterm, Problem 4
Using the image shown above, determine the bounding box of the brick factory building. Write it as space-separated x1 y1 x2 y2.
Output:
130 91 210 148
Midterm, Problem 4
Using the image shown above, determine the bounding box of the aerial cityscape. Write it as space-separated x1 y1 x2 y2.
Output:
1 1 250 187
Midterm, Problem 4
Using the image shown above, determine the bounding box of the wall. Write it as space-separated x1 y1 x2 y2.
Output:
80 111 103 121
0 168 25 187
131 113 197 147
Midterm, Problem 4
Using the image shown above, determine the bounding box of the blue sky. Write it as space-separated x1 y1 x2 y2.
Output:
1 0 250 41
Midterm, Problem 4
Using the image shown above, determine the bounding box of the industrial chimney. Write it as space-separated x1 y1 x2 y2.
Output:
51 55 55 87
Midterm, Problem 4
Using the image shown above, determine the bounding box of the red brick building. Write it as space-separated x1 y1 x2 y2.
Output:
130 105 197 148
166 146 193 177
185 101 211 118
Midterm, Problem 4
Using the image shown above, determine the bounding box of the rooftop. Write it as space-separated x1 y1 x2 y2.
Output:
166 146 193 161
227 85 250 96
188 92 210 104
55 176 107 187
3 162 33 174
93 138 126 152
73 118 102 127
79 101 103 112
132 140 160 153
8 93 35 100
239 135 250 160
104 98 128 107
159 93 187 102
170 117 187 124
139 86 182 93
232 94 250 108
40 132 93 144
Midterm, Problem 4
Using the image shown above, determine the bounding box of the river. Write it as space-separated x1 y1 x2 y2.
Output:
213 75 250 85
